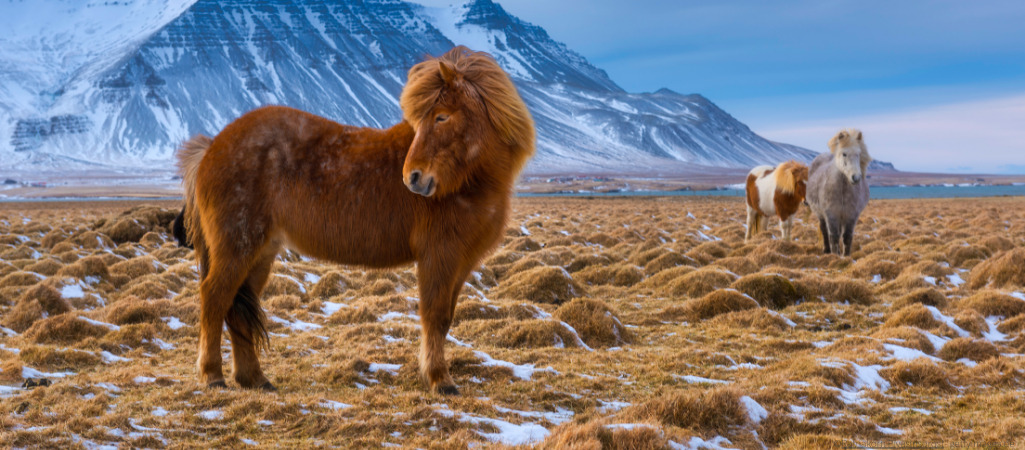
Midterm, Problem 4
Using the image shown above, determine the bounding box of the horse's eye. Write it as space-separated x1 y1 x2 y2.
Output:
435 114 449 123
842 153 848 157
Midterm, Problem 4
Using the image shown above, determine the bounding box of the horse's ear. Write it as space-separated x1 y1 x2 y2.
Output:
438 60 457 84
856 131 863 141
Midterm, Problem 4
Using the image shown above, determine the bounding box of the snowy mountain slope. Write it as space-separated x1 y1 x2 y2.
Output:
0 0 831 175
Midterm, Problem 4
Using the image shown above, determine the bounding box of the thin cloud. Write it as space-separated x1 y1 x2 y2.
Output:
759 94 1025 174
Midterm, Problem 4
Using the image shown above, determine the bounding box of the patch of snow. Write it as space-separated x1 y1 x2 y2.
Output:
876 425 903 435
871 274 882 284
319 400 353 410
1 326 17 336
946 273 964 287
22 366 74 378
367 363 401 376
196 410 223 420
133 376 156 384
96 382 121 392
241 438 259 446
925 306 970 337
597 400 631 413
269 315 322 332
151 407 169 417
100 351 131 364
740 396 768 424
983 316 1008 342
956 358 978 368
882 344 941 363
61 283 86 298
162 316 186 330
672 374 731 385
669 436 738 450
474 351 558 380
494 405 574 425
303 272 321 284
79 316 120 331
320 301 347 316
377 311 420 322
890 407 933 415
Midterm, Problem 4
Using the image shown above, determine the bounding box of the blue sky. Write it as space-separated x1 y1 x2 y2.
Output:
418 0 1025 174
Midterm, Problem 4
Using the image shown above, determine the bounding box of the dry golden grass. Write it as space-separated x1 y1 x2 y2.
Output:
2 196 1024 448
969 247 1025 289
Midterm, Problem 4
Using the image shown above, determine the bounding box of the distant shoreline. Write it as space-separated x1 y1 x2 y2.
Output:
2 183 1024 203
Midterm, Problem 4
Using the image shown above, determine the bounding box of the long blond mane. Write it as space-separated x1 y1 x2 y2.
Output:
400 46 535 169
773 160 809 194
828 128 872 175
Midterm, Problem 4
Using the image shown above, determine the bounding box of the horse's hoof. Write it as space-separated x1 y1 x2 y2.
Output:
436 384 460 396
257 381 278 392
207 380 228 389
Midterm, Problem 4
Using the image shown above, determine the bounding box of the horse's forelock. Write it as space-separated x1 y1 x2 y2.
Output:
400 46 535 164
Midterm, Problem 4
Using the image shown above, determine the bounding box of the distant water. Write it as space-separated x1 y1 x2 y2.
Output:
2 184 1023 202
519 184 1025 199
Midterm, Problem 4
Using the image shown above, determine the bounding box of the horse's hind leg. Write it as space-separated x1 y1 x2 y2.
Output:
745 206 757 242
227 243 279 390
197 254 249 388
818 218 831 253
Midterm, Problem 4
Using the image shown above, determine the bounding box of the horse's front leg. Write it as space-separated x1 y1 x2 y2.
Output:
780 215 793 241
818 217 831 253
416 259 471 395
842 222 856 256
826 219 843 256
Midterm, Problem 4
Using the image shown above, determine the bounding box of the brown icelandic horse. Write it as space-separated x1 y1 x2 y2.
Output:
176 46 535 394
745 160 809 242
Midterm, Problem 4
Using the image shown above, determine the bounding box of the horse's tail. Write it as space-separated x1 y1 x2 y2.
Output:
175 135 213 253
175 135 269 348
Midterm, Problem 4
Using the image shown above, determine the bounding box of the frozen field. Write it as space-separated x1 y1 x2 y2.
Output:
1 197 1024 448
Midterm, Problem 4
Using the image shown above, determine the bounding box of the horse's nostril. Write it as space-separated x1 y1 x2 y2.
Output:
409 170 421 186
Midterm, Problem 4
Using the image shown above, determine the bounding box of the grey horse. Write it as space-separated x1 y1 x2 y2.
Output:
805 129 872 256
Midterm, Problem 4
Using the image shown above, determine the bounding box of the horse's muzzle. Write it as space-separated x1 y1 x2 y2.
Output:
851 174 862 184
406 170 437 197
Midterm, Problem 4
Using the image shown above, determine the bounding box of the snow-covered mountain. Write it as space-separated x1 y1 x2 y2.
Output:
0 0 826 175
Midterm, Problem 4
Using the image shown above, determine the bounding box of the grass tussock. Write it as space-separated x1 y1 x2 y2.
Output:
553 298 630 347
0 271 45 288
803 275 874 305
708 256 759 276
494 319 587 349
883 304 941 330
953 309 987 337
778 434 851 450
880 359 954 392
574 264 643 287
969 248 1025 289
731 273 803 309
55 255 109 280
643 251 694 274
108 256 158 280
2 284 71 332
662 267 737 299
105 296 163 325
309 272 350 299
892 288 947 310
627 386 746 433
541 420 667 450
938 338 1000 362
327 305 377 325
960 290 1025 318
23 259 63 276
493 266 584 305
24 313 111 344
708 307 792 331
19 347 102 371
662 289 759 322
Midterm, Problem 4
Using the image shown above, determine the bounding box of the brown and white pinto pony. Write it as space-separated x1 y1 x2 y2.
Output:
745 160 810 242
176 46 535 395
